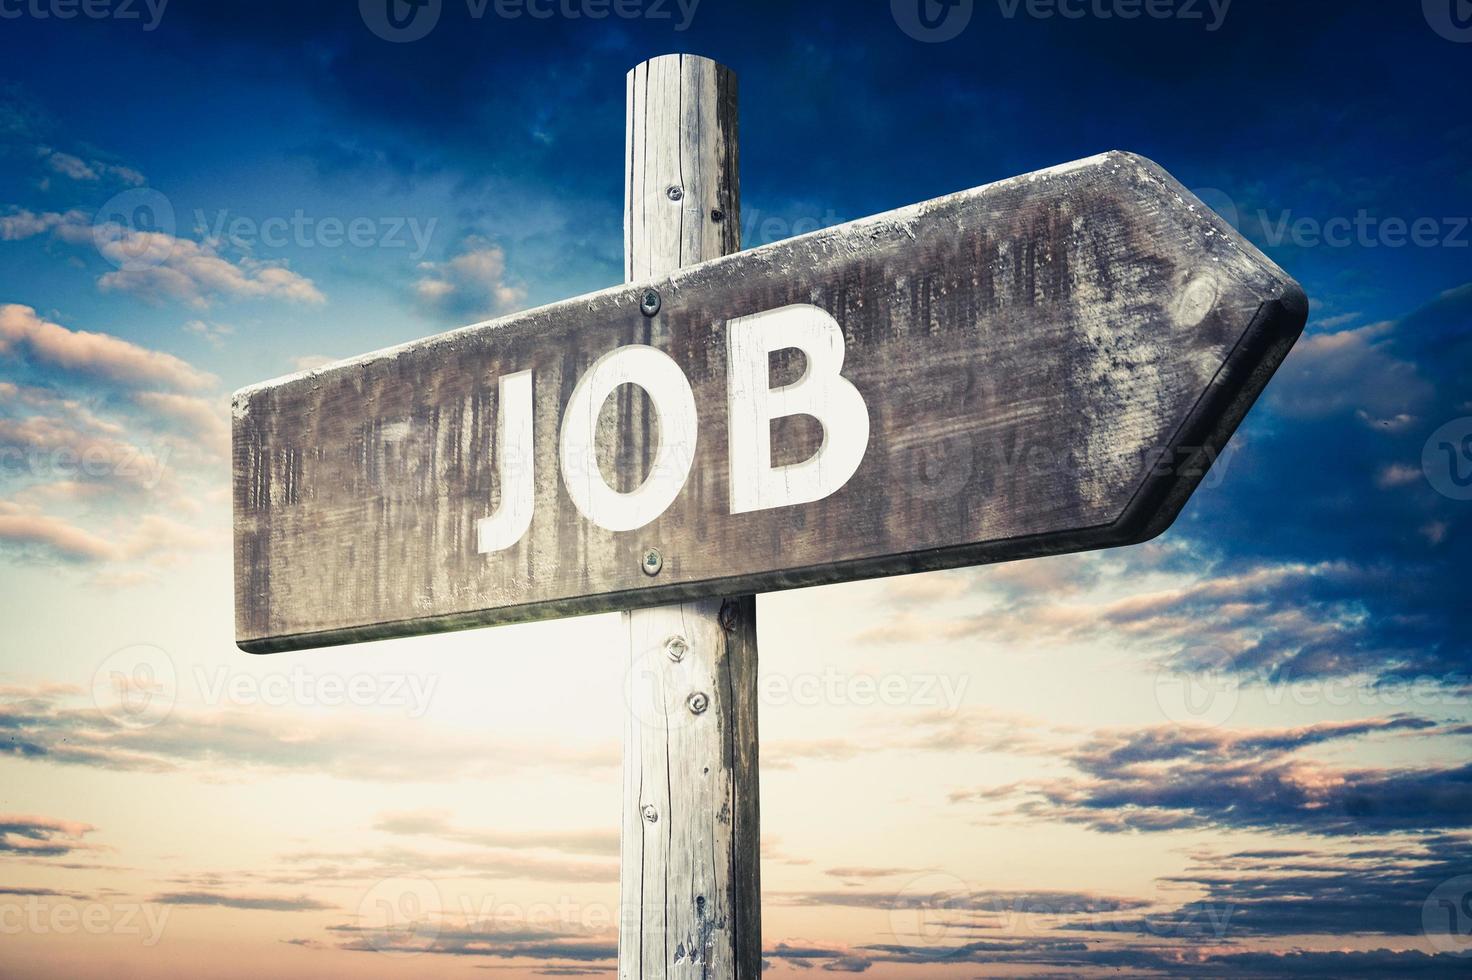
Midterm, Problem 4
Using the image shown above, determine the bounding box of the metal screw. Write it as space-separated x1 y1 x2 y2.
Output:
711 208 725 223
687 692 709 715
664 635 688 662
641 547 663 576
641 804 659 823
666 185 684 201
640 289 661 317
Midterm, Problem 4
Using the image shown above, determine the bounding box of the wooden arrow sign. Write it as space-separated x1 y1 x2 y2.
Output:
233 151 1306 653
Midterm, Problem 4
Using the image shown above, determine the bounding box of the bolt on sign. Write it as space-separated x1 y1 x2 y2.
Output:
233 151 1306 653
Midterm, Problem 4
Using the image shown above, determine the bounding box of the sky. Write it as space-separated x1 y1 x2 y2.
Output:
1 0 1471 976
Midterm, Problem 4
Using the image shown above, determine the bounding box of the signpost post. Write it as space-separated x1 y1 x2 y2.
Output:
231 53 1307 980
618 55 760 978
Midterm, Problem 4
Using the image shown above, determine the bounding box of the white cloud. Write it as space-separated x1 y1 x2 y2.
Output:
95 231 326 309
414 239 526 321
2 211 324 309
0 304 216 391
182 320 234 348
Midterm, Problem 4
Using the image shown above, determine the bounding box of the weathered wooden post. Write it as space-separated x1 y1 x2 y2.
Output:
233 57 1306 980
618 54 761 979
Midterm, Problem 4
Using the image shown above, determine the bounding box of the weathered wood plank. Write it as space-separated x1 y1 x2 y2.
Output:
232 150 1307 653
618 55 759 980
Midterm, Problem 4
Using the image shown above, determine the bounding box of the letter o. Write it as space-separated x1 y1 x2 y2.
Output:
559 345 697 532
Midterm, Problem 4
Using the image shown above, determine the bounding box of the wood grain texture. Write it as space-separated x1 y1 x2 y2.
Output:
232 150 1307 653
618 55 760 980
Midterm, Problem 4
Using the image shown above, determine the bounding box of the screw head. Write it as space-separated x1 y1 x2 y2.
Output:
641 548 663 576
666 185 684 202
641 804 659 823
687 691 710 715
664 635 689 663
639 289 661 317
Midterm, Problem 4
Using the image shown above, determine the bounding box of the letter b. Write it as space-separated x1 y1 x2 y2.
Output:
726 304 870 514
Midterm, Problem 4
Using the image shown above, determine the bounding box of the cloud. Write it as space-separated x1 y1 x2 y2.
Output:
2 213 324 309
1268 320 1432 424
1074 835 1472 941
0 208 88 241
0 304 215 392
0 685 615 784
277 844 617 885
0 813 97 856
130 391 229 457
326 921 617 962
181 319 233 348
95 232 326 308
0 501 119 561
32 145 145 187
957 715 1472 836
415 239 526 321
153 891 334 912
372 811 618 857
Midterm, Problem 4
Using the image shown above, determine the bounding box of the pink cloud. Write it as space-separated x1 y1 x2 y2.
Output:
0 304 216 392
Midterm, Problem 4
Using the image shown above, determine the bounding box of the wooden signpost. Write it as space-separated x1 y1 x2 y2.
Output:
232 53 1305 980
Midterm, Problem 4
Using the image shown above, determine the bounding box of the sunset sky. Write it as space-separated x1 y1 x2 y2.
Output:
2 0 1472 976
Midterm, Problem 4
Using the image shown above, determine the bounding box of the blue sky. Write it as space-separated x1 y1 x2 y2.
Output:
2 1 1471 977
